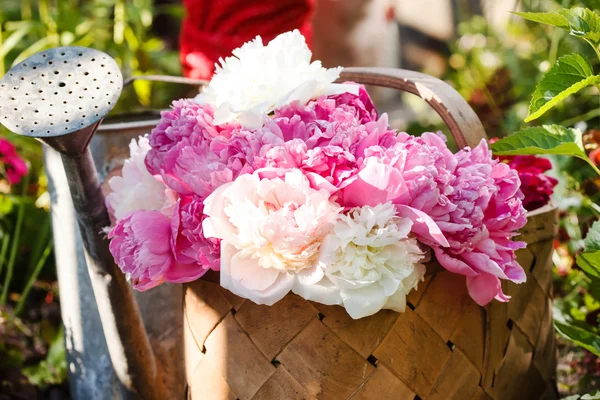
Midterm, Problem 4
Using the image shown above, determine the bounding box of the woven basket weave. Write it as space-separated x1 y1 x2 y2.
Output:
182 68 559 400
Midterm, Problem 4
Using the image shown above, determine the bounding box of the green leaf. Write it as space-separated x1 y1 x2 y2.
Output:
564 394 600 400
526 54 600 122
578 221 600 279
585 220 600 252
0 26 32 59
491 125 600 175
514 10 570 29
577 250 600 279
491 125 583 156
22 327 67 387
554 320 600 357
515 7 600 45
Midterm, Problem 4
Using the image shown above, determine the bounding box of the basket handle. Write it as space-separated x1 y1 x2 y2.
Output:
120 69 487 148
339 67 487 149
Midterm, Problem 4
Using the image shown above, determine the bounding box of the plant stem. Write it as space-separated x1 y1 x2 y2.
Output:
549 29 560 65
27 217 50 276
0 173 29 305
561 108 600 127
582 156 600 177
0 15 5 76
0 231 9 279
585 38 600 65
14 239 52 316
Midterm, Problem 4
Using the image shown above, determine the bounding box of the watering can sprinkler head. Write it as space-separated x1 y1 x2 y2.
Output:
0 46 122 155
0 47 165 399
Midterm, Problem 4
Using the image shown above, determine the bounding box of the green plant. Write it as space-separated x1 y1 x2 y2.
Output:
491 6 600 358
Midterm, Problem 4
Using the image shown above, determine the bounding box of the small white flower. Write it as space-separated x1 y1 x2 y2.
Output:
106 137 176 220
293 202 426 319
195 30 358 129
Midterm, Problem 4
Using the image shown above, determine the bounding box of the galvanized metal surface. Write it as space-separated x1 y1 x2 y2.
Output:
0 47 121 138
45 146 123 400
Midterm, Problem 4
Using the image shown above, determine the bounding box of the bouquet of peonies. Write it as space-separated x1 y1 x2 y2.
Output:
106 30 528 319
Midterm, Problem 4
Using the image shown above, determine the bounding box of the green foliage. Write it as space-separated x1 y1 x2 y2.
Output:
577 221 600 285
563 392 600 399
21 327 67 387
491 124 584 155
515 8 600 46
586 220 600 251
0 0 183 112
490 124 600 174
526 54 600 122
502 6 600 382
555 320 600 357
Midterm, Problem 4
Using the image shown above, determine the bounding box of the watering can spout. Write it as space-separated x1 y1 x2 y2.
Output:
42 122 100 155
0 47 165 399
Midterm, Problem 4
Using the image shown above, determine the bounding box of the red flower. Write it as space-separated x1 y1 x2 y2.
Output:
500 154 557 211
180 0 315 80
490 138 557 211
0 137 28 185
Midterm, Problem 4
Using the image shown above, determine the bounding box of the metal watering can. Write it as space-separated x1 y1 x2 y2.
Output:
0 47 207 399
0 47 483 399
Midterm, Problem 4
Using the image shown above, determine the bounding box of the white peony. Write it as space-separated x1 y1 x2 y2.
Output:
106 137 176 220
195 30 358 129
203 168 341 306
293 202 426 319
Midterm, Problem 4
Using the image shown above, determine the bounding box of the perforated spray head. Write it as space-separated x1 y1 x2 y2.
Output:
0 46 122 154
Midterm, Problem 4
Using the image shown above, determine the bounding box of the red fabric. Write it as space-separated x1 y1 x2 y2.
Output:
180 0 315 79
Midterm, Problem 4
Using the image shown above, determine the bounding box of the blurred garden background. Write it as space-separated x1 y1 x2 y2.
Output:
1 0 600 398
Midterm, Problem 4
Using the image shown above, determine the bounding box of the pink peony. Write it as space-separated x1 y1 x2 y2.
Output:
202 168 341 305
341 131 527 305
339 132 453 247
146 99 284 198
0 137 28 184
431 141 527 305
273 84 386 148
261 85 395 192
171 196 220 270
108 210 208 291
499 154 557 211
340 132 455 211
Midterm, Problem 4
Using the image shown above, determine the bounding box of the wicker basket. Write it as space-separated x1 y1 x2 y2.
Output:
181 68 559 400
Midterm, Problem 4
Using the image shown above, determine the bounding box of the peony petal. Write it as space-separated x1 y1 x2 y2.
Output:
395 205 449 247
292 275 343 305
219 242 238 293
383 289 408 313
230 252 281 291
133 277 166 292
466 274 504 306
202 183 239 244
461 252 508 280
341 163 406 207
247 272 295 306
220 242 293 305
503 261 527 284
164 262 208 283
340 284 388 319
328 273 376 290
296 264 325 286
433 248 479 276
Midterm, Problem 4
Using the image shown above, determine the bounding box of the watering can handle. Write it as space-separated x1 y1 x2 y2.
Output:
123 68 487 149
